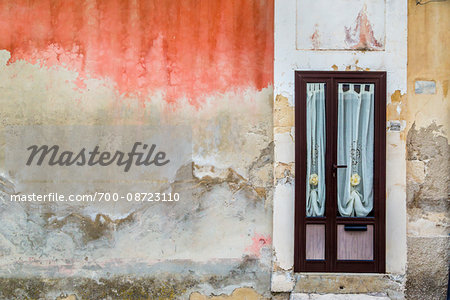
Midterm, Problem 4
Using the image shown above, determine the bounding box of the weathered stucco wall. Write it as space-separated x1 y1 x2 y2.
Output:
1 1 447 299
273 0 407 298
406 2 450 299
0 1 274 299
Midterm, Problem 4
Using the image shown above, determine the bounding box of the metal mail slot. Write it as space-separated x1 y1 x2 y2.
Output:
344 224 367 231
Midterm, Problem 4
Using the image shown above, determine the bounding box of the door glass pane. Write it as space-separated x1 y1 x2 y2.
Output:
337 83 374 217
306 83 326 217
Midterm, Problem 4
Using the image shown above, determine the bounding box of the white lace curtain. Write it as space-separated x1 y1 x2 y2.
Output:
337 84 374 217
306 83 326 217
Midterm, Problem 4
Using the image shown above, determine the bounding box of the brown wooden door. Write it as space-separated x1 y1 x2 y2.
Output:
294 71 386 273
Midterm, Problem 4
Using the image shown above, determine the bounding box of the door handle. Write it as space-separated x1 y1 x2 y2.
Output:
333 164 347 169
332 164 347 177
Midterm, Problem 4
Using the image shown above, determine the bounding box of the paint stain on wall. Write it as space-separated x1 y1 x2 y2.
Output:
345 4 383 50
0 0 274 106
310 24 320 49
245 234 272 257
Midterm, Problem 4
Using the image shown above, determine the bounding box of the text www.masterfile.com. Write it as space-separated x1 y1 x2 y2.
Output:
10 192 180 202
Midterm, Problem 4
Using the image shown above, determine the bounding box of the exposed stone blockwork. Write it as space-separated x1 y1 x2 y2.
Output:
407 123 450 215
406 236 449 300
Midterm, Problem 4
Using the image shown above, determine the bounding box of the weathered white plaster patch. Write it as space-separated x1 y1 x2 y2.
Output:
273 181 294 270
385 132 407 274
274 132 295 164
271 271 295 292
414 80 436 94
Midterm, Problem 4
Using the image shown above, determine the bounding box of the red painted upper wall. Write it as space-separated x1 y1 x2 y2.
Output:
0 0 273 105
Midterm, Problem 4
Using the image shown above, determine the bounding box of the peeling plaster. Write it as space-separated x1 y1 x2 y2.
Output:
190 287 267 300
0 1 275 295
387 90 406 121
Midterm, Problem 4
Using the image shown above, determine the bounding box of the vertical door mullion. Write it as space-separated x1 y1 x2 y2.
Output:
324 78 334 272
331 78 338 271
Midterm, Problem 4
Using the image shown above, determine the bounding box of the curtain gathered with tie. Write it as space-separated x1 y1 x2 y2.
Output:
337 84 374 217
306 83 326 217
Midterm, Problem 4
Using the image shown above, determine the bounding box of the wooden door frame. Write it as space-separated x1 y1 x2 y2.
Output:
294 71 386 273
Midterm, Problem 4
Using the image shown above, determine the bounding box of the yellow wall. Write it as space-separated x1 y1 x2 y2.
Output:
406 2 449 299
407 1 449 134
